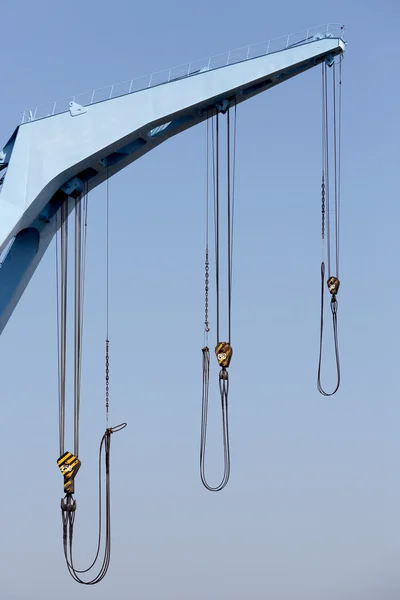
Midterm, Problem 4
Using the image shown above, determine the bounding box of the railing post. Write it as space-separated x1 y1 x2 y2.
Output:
128 79 133 93
226 51 231 65
266 40 270 55
109 85 114 99
90 90 95 104
148 74 153 88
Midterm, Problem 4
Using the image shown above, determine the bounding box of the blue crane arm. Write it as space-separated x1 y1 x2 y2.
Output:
0 27 345 334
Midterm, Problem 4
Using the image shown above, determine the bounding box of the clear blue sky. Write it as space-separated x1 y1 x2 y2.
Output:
0 1 399 598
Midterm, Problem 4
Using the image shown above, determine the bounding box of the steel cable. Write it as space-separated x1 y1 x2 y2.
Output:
57 182 126 584
317 61 342 396
200 104 236 491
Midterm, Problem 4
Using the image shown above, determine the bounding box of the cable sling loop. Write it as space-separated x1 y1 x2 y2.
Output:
317 262 340 396
61 423 127 585
317 61 342 396
200 102 236 491
56 181 126 584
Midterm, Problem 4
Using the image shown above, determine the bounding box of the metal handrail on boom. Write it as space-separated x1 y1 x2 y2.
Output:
20 23 345 124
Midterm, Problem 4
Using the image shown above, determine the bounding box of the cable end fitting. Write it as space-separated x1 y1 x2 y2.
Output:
219 368 229 381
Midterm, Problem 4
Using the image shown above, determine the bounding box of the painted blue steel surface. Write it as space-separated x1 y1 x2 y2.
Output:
0 34 345 334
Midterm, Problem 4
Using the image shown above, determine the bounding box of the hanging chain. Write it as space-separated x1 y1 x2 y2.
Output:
204 114 210 338
105 339 110 424
204 251 210 333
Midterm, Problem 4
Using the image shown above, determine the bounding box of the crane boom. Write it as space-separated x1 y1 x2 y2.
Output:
0 26 345 333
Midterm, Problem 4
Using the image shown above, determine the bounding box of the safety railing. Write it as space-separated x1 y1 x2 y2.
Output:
21 23 345 124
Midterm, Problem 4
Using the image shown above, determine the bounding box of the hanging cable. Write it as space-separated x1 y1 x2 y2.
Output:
56 182 126 584
61 423 126 585
200 101 236 491
56 199 68 458
317 60 342 396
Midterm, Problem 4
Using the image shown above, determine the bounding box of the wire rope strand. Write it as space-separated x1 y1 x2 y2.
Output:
333 61 339 278
227 108 231 344
230 100 237 339
55 209 63 457
337 59 342 279
105 170 110 428
59 200 68 457
106 173 110 342
321 64 326 262
317 61 342 397
324 63 331 277
214 111 220 344
74 195 82 458
62 423 126 584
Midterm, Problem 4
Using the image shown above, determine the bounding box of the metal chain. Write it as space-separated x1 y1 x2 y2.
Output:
204 114 210 337
105 339 109 426
204 250 210 333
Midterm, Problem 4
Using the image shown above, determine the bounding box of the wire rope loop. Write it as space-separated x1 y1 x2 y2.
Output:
200 348 231 492
317 263 341 397
56 184 127 585
60 422 127 585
